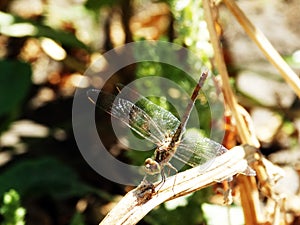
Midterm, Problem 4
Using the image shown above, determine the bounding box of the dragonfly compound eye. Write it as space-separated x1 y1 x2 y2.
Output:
144 158 161 175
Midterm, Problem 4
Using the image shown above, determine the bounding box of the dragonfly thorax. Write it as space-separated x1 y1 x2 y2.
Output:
144 135 179 175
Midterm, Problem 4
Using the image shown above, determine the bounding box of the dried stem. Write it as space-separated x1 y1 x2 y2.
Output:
222 0 300 99
202 0 263 224
99 146 250 225
202 0 255 146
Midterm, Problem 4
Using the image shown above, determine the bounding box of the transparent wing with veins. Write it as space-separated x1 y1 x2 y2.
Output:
87 84 228 170
173 136 228 168
87 89 180 145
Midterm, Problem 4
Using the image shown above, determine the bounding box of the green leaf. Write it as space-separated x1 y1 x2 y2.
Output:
35 25 89 50
85 0 119 11
70 211 86 225
0 60 31 117
0 157 99 200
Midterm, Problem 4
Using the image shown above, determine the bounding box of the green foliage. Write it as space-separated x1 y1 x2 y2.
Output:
0 59 32 133
284 54 300 69
0 157 101 200
70 211 86 225
0 60 31 117
35 25 89 50
166 0 213 70
85 0 120 11
0 189 26 225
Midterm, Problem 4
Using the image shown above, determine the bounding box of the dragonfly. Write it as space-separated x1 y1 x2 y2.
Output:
87 72 229 183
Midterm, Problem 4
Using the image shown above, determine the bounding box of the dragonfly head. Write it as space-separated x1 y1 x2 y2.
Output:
144 158 161 175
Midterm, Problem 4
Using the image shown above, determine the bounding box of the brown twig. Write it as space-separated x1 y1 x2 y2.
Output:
222 0 300 99
220 3 288 212
99 146 250 225
203 0 290 224
202 0 264 224
203 0 256 146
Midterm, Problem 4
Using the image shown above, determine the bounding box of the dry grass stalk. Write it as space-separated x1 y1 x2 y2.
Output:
203 0 292 224
99 146 250 225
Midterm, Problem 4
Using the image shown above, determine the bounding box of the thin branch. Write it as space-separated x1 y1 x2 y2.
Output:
99 146 250 225
202 0 263 224
202 0 256 146
203 1 289 224
222 0 300 98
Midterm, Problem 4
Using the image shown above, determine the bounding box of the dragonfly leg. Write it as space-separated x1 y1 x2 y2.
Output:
216 179 233 205
153 169 166 194
165 162 178 174
161 169 166 184
165 162 178 194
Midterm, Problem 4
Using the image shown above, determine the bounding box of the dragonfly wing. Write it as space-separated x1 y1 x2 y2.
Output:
119 85 181 137
87 89 166 144
173 137 228 168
